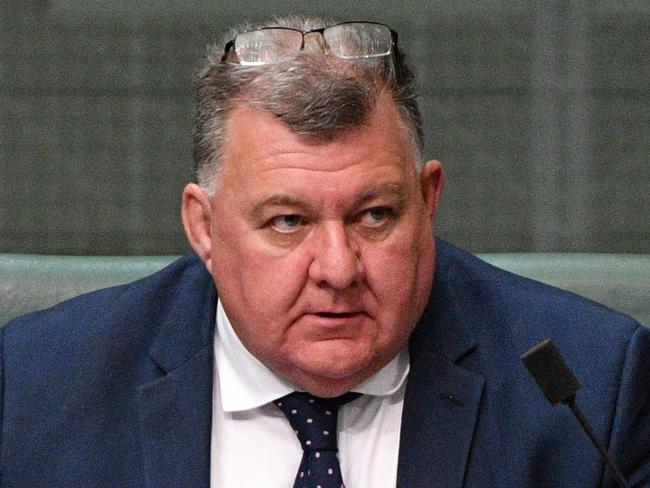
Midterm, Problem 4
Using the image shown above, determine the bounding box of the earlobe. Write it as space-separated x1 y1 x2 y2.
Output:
181 183 214 270
420 160 444 216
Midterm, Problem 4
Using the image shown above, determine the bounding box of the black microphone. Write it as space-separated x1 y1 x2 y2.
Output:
521 339 630 488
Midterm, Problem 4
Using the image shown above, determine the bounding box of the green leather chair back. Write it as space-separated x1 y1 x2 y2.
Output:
1 254 177 327
480 253 650 328
2 253 649 327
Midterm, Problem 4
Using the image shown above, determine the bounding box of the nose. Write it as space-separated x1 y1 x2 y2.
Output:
308 222 364 290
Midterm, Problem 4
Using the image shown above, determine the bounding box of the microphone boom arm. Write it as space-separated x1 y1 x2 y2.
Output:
521 339 630 488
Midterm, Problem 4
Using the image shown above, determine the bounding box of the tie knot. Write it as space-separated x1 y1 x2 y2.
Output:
274 391 360 452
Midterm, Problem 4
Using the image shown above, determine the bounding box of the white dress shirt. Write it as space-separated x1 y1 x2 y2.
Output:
210 299 408 488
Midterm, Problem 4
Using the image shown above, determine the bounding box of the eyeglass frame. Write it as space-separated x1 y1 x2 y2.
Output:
220 21 399 65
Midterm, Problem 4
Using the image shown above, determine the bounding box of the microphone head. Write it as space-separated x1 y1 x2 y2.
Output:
521 339 581 405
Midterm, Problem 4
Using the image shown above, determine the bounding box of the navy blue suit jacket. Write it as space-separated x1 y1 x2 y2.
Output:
1 240 649 487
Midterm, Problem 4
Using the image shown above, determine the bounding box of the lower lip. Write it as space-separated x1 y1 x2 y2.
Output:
301 312 367 329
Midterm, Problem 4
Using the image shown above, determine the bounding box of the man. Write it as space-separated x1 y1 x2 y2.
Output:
1 16 648 488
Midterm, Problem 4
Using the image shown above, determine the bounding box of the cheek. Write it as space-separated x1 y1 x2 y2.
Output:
364 225 426 285
211 239 313 364
362 220 434 325
364 247 419 313
211 229 310 315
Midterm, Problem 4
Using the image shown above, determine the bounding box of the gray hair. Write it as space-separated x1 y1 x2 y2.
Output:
193 16 423 194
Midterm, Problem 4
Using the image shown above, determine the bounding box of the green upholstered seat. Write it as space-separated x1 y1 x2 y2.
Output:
1 253 649 328
480 253 650 328
0 254 178 327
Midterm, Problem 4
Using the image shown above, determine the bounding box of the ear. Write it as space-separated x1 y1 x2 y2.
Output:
181 183 214 272
419 160 444 217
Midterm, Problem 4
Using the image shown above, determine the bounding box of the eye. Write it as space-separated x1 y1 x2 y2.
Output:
270 214 306 233
359 206 393 227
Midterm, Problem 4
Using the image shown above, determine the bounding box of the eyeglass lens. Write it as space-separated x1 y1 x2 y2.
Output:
235 29 303 65
233 22 392 65
324 23 392 59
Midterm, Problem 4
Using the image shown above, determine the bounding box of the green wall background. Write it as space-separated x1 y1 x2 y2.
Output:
1 1 648 255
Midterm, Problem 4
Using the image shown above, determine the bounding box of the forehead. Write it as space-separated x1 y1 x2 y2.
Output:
219 93 415 181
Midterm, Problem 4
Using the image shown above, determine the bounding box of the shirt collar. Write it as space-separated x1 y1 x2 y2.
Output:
215 299 410 412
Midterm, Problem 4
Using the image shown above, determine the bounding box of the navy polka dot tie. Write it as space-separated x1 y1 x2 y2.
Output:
274 391 360 488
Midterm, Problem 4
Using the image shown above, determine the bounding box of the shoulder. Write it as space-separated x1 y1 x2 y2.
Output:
430 239 645 381
1 254 212 366
435 239 641 337
0 254 216 483
415 241 650 486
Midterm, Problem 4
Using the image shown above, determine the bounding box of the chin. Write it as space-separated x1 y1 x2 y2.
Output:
294 373 366 398
302 337 374 369
287 346 381 396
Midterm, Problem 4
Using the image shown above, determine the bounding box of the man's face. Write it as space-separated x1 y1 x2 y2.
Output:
183 93 443 396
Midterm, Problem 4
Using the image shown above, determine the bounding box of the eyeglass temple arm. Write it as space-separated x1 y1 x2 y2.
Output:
221 40 235 63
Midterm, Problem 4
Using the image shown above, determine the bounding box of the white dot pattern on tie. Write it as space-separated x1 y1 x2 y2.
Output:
273 391 360 488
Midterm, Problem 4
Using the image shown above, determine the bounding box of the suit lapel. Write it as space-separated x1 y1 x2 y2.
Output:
137 261 217 488
397 353 484 488
138 346 213 488
397 246 486 488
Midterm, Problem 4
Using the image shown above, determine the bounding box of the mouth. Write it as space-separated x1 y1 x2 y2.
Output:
301 311 368 331
314 311 364 319
294 311 369 340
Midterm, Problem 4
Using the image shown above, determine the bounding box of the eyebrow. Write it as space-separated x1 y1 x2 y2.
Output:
351 182 408 210
250 194 313 221
249 182 409 221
